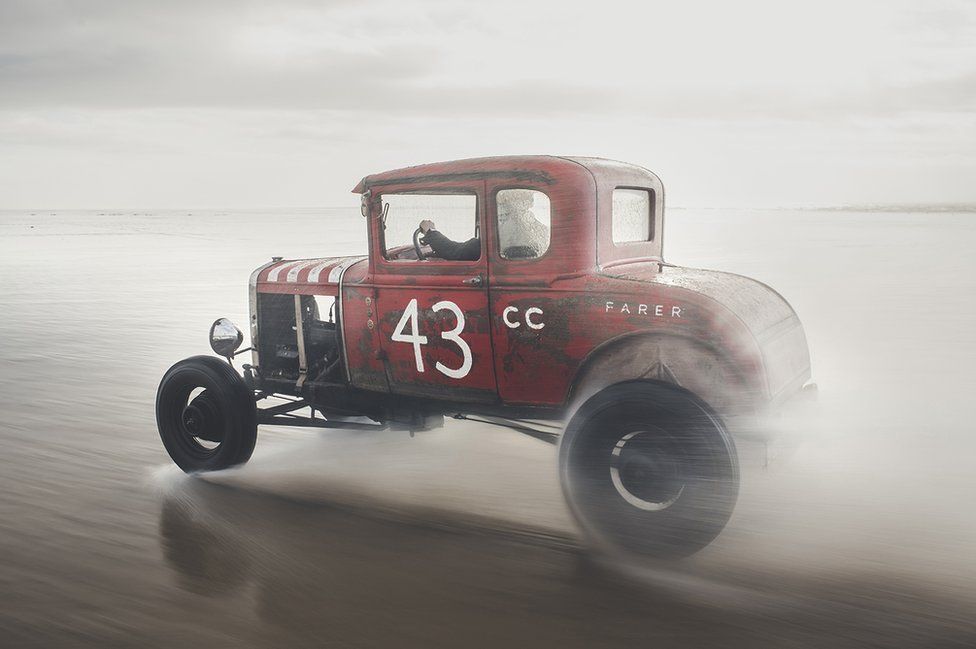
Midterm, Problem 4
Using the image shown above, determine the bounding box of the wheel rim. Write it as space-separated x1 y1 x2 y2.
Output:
609 430 685 511
182 391 223 444
162 383 226 459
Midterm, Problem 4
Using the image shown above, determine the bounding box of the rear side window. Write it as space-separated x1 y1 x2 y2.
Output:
612 188 653 243
496 189 551 260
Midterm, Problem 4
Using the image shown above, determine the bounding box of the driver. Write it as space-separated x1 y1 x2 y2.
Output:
418 220 480 261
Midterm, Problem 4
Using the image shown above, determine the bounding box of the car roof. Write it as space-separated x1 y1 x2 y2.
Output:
351 155 658 192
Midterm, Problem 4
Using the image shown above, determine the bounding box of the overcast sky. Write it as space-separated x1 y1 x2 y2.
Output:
1 0 974 208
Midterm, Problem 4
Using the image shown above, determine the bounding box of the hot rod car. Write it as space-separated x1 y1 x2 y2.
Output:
157 156 813 558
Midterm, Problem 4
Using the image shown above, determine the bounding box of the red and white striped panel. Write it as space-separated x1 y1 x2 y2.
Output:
259 256 365 285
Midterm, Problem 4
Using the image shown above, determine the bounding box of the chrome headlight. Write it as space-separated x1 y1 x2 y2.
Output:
209 317 243 358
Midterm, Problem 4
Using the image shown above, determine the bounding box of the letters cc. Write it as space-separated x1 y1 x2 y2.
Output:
502 306 545 330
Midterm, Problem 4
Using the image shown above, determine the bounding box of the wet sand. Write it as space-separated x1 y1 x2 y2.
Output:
1 207 975 647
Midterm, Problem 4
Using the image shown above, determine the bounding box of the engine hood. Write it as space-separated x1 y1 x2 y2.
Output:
601 262 812 403
254 255 367 292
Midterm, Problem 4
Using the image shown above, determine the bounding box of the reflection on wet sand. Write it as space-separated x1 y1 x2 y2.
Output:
159 478 976 649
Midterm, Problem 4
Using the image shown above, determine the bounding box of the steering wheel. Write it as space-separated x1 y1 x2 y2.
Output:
413 227 429 260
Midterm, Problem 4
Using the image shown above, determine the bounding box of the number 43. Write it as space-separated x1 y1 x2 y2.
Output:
391 298 472 379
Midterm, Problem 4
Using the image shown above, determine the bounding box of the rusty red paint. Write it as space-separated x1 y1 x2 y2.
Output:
252 156 811 417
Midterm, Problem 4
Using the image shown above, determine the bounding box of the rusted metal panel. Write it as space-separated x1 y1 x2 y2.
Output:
236 155 814 418
487 270 770 411
565 156 666 267
360 175 498 402
373 285 497 402
482 165 598 288
341 283 387 393
351 155 575 193
604 262 812 400
609 264 795 333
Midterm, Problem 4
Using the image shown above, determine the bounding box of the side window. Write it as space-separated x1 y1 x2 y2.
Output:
496 189 551 260
612 188 653 243
380 193 478 261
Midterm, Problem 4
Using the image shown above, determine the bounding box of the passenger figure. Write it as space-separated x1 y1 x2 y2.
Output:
497 190 549 258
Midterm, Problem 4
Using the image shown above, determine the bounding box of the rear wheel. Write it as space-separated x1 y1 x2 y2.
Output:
559 381 738 559
156 356 257 473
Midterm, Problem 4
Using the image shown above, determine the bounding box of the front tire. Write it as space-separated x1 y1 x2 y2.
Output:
559 381 738 559
156 356 257 473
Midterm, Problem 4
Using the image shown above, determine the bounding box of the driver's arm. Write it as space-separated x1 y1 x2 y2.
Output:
419 221 480 261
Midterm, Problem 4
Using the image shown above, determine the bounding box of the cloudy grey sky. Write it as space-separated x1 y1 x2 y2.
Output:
1 0 974 208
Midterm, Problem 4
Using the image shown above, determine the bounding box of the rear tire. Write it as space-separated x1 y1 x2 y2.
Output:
156 356 257 473
559 381 738 559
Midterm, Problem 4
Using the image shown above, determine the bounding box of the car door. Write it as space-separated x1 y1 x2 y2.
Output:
371 182 498 403
485 182 564 405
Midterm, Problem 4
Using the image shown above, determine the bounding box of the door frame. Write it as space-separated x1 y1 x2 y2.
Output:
367 179 499 402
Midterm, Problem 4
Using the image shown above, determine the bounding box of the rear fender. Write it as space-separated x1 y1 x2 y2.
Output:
567 332 765 418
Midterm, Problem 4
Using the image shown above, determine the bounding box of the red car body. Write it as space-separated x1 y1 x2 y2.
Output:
250 155 811 431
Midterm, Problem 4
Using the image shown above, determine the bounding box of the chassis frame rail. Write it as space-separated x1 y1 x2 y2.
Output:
256 397 389 431
452 413 560 445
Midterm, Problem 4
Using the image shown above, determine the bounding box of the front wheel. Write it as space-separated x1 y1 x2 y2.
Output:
156 356 257 473
559 381 739 559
